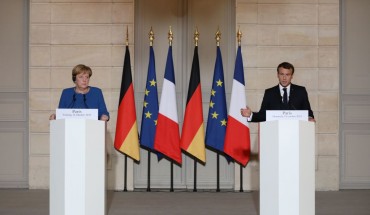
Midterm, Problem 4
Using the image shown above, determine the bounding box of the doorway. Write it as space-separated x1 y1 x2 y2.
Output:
0 0 29 188
134 0 236 189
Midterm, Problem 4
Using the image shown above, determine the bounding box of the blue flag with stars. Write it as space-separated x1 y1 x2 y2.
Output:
205 46 228 153
140 46 159 153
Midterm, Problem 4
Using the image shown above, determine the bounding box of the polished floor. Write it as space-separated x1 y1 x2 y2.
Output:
1 189 370 215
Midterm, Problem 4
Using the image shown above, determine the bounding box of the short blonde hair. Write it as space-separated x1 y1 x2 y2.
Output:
72 64 92 81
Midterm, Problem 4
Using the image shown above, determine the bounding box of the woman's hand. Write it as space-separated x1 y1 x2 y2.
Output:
49 114 56 120
100 114 109 121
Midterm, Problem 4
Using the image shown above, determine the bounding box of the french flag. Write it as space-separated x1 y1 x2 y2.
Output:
224 45 251 166
154 45 182 165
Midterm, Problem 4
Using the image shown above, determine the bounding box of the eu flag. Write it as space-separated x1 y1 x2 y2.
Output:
205 46 228 153
140 46 159 154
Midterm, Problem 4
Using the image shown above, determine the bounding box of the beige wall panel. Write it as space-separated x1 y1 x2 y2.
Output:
30 25 51 44
112 3 134 23
319 46 338 68
30 46 51 67
258 4 318 24
88 67 112 89
258 68 278 90
258 46 318 68
236 3 258 23
245 68 259 90
318 111 338 133
243 45 258 68
318 68 339 91
309 92 319 112
51 25 111 44
29 113 50 133
30 133 50 155
258 25 279 45
239 24 257 45
112 46 128 67
110 90 121 112
29 91 51 111
319 26 339 45
51 3 111 24
318 92 338 111
51 89 62 110
51 46 112 66
30 3 51 24
50 67 74 89
245 91 259 115
319 0 339 3
29 68 51 89
248 121 259 134
279 26 318 46
319 4 339 24
316 156 339 190
29 156 49 189
258 0 318 3
53 0 112 2
111 67 123 90
111 25 134 45
293 68 318 90
32 0 50 2
237 0 257 3
318 134 338 156
101 90 112 112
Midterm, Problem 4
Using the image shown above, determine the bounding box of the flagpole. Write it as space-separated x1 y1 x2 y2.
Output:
216 28 222 193
146 27 155 193
124 155 127 191
168 26 175 193
147 151 151 192
216 153 220 192
170 162 174 192
238 28 244 193
240 164 243 192
193 161 197 192
192 28 200 193
124 29 129 192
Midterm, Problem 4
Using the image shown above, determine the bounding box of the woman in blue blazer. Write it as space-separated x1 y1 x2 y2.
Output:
49 64 109 121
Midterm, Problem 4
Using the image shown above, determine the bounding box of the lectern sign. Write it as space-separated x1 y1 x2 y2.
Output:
266 110 308 121
56 109 98 120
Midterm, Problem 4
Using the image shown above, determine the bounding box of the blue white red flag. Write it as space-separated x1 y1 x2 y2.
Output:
154 46 182 165
224 45 251 166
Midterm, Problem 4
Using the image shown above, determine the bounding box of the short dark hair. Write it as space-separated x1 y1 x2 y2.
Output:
277 62 294 74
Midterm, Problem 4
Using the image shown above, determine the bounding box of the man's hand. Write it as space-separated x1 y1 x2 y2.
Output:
240 106 252 117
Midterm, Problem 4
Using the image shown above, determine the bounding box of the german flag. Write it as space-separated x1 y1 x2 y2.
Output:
114 45 140 161
180 46 206 163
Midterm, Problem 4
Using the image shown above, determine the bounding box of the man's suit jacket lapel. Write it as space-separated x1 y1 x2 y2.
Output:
273 85 281 101
289 84 296 104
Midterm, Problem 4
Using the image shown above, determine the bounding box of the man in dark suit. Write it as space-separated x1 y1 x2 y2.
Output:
241 62 315 122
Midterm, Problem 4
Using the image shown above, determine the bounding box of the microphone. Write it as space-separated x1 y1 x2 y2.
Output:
83 94 89 108
68 93 76 108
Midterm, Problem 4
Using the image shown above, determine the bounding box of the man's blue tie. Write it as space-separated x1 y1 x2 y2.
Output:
283 87 288 105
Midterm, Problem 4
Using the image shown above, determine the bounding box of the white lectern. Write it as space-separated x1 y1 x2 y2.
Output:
50 119 106 215
259 120 315 215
